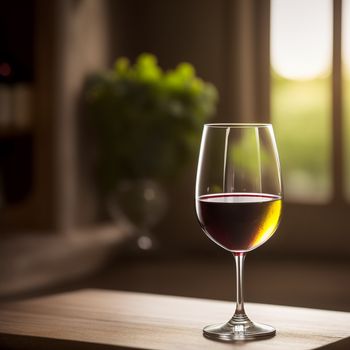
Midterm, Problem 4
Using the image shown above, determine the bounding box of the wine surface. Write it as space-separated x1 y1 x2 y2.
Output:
196 193 282 252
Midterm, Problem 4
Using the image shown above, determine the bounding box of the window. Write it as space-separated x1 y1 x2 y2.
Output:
271 0 332 202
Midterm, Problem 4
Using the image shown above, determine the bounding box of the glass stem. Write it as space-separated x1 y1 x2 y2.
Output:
232 252 249 323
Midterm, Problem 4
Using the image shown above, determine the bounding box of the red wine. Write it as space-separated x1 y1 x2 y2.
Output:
196 193 282 252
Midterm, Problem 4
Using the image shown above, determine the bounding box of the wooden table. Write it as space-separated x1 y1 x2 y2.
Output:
0 289 349 349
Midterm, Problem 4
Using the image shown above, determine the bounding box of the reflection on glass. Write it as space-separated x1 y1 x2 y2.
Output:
343 0 350 199
271 0 332 202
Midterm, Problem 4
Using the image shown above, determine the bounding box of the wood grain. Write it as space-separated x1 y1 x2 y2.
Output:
0 289 349 349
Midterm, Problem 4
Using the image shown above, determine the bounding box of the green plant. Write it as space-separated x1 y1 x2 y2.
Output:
85 53 218 194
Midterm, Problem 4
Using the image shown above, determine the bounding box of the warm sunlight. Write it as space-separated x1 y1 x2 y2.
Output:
271 0 332 80
344 0 350 73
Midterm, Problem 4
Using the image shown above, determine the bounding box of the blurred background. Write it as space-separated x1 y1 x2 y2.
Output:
0 0 349 312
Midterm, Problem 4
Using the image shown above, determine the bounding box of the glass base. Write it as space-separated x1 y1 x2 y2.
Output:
203 319 276 341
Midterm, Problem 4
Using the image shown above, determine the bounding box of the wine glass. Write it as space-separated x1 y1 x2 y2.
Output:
195 123 282 341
